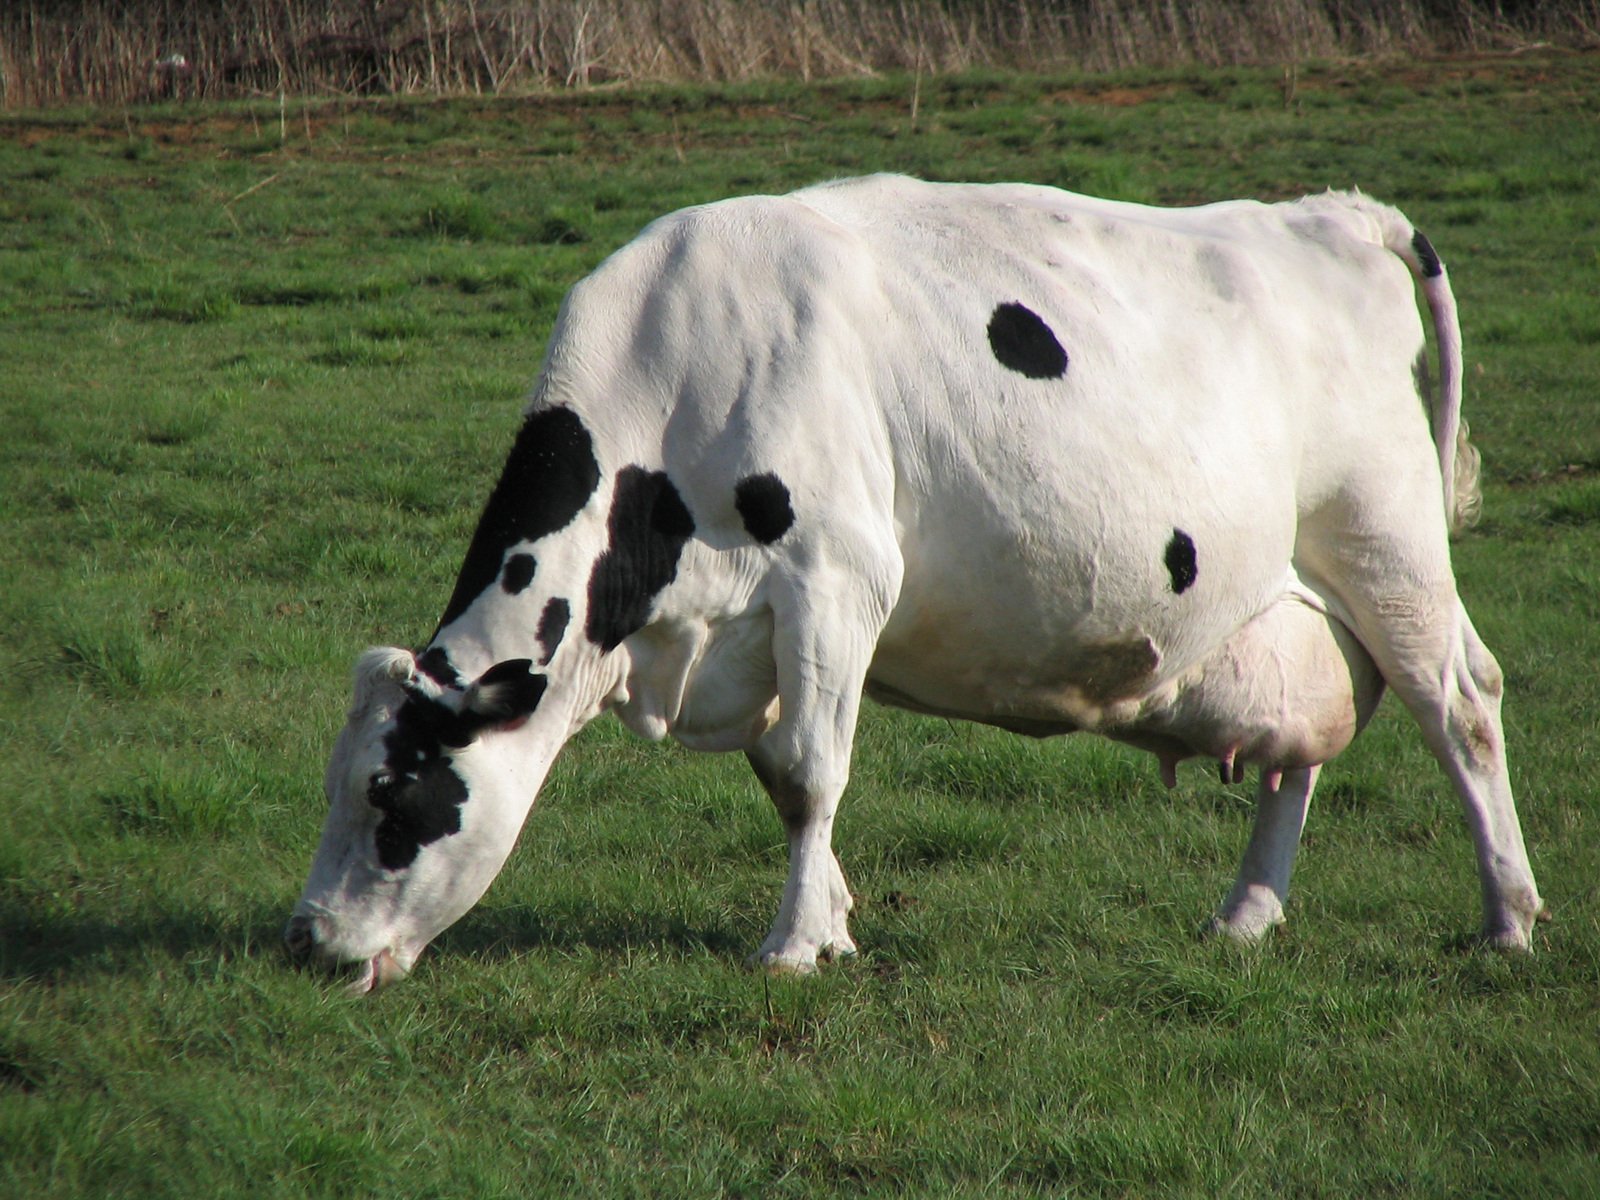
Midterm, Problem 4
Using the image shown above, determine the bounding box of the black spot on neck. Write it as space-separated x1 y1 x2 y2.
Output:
1412 230 1443 279
1164 529 1198 595
734 472 795 544
988 302 1068 380
537 597 570 664
435 406 600 634
586 467 696 652
501 553 537 595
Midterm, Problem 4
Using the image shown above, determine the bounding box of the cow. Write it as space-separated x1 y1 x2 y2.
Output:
285 174 1544 993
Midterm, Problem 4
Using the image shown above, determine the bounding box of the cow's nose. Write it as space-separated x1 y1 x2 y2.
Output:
283 914 321 960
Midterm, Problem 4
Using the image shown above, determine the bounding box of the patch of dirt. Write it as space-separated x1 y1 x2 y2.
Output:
1043 82 1182 107
1505 462 1596 488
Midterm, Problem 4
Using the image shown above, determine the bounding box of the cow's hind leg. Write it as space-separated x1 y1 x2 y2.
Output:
745 554 899 973
1207 765 1320 943
1306 522 1542 948
1430 606 1544 947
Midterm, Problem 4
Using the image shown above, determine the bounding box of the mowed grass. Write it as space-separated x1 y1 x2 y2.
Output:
4 56 1600 1198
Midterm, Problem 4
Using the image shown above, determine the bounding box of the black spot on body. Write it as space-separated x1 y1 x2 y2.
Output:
537 597 570 664
1164 529 1198 595
987 302 1068 380
501 553 536 594
586 467 695 651
436 405 600 633
1412 230 1443 279
734 473 795 544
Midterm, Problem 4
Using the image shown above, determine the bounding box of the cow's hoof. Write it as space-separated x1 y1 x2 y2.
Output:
1203 887 1285 945
751 937 856 975
755 953 820 977
1477 890 1545 952
1479 925 1535 953
1201 915 1278 946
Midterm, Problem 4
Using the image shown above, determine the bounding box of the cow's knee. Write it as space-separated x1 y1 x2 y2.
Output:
745 747 842 831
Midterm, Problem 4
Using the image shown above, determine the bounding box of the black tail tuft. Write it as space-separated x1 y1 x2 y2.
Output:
1411 230 1444 279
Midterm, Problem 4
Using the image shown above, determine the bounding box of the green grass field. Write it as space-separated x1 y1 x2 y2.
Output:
4 54 1600 1198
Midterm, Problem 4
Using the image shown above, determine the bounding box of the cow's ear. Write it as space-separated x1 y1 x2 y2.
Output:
351 647 419 715
461 659 547 730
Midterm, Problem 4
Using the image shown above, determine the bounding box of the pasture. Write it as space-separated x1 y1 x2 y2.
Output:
4 53 1600 1197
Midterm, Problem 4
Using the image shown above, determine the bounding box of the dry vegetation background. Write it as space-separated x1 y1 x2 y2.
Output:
2 0 1596 107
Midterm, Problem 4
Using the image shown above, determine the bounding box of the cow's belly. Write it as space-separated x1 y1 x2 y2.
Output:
867 600 1214 736
873 444 1298 715
867 562 1384 775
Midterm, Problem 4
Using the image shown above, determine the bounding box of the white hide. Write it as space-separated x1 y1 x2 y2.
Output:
292 176 1541 985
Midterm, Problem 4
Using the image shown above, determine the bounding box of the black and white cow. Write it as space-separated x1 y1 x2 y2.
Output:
286 175 1543 992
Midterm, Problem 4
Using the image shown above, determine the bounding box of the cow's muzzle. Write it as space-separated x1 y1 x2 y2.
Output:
283 913 408 995
283 912 321 960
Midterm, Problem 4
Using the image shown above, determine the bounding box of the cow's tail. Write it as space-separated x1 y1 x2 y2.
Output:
1376 206 1480 533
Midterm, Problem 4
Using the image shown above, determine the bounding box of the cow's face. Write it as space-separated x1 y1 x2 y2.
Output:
285 648 563 993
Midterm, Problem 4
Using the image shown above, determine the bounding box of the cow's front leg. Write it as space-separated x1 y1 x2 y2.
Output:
746 749 856 973
742 548 897 973
1206 765 1320 943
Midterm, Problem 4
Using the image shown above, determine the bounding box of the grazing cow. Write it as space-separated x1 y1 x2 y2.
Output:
285 175 1543 992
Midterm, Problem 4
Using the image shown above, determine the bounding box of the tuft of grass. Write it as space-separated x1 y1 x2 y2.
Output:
125 279 239 323
315 332 412 368
104 765 238 839
410 190 501 241
533 210 589 245
55 619 199 700
1542 479 1600 527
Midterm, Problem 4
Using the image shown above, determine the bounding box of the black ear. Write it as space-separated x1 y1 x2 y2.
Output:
462 659 547 726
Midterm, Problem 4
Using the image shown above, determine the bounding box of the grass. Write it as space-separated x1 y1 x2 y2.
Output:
3 54 1600 1198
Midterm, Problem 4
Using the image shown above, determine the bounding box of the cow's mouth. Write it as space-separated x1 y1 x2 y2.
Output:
343 948 408 996
285 911 411 994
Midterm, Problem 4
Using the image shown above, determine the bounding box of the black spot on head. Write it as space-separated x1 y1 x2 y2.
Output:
734 472 795 544
586 467 696 652
536 597 570 665
987 302 1068 380
1164 529 1198 595
465 658 546 724
416 646 462 690
371 661 547 869
371 758 465 870
436 405 600 633
1412 230 1443 279
372 699 468 870
501 553 536 595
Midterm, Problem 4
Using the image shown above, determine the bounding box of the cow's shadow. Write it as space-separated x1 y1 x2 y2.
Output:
0 895 757 987
438 896 752 964
0 900 288 985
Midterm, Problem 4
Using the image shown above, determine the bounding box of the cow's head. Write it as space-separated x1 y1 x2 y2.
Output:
282 379 786 990
283 647 577 992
